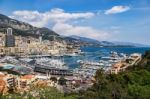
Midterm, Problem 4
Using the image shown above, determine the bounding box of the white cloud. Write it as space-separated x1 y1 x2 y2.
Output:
10 8 113 41
11 8 94 27
52 23 111 40
105 6 130 15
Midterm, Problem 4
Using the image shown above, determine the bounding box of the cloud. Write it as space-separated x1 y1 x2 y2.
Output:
105 6 130 15
10 8 113 41
52 23 111 40
11 8 95 27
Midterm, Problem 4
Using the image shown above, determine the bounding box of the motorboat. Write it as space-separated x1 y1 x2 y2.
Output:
35 57 68 69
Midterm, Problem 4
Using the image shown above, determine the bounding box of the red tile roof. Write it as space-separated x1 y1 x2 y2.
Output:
21 74 35 80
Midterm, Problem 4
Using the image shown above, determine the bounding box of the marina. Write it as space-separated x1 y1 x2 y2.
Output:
0 47 148 76
0 38 149 95
0 45 149 95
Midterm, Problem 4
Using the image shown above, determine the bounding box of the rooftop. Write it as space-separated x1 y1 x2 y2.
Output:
0 79 6 88
0 74 6 79
20 74 35 80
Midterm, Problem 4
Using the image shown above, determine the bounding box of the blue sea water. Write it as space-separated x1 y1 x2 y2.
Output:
63 47 150 69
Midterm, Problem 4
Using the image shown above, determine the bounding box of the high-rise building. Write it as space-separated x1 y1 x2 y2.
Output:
7 28 13 35
39 36 42 43
37 30 42 43
5 28 15 47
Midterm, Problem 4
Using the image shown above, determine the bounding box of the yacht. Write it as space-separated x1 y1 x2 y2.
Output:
77 60 105 70
64 53 78 57
19 58 33 63
35 57 68 69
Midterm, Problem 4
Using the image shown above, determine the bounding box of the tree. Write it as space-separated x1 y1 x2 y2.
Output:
58 76 67 86
50 77 57 83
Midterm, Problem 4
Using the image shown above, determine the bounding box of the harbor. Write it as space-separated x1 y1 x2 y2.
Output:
0 26 149 95
0 0 150 98
0 46 146 93
0 46 148 75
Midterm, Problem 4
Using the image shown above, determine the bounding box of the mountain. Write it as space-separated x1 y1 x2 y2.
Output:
65 35 115 47
112 41 150 47
69 35 100 44
0 13 59 40
0 13 149 47
66 35 149 47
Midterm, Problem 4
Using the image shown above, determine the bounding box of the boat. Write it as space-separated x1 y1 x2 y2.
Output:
101 51 126 62
64 53 78 57
77 60 105 70
35 57 68 69
19 58 33 63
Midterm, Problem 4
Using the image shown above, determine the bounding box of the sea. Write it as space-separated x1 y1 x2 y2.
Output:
62 47 150 69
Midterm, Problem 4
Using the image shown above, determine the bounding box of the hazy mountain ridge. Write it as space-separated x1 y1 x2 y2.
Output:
68 35 149 47
112 41 150 47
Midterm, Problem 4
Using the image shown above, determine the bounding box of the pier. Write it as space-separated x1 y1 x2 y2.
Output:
19 54 52 58
34 65 73 76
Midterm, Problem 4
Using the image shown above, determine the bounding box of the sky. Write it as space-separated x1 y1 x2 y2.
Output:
0 0 150 45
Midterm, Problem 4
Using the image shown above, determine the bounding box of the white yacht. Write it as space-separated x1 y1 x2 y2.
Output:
64 53 78 57
35 57 68 69
77 60 105 70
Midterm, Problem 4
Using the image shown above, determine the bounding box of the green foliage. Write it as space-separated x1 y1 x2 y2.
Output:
79 50 150 99
50 77 58 83
58 76 67 86
1 87 77 99
80 69 150 99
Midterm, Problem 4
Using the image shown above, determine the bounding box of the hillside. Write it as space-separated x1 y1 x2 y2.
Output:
0 13 149 47
66 35 147 47
78 50 150 99
0 14 59 40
